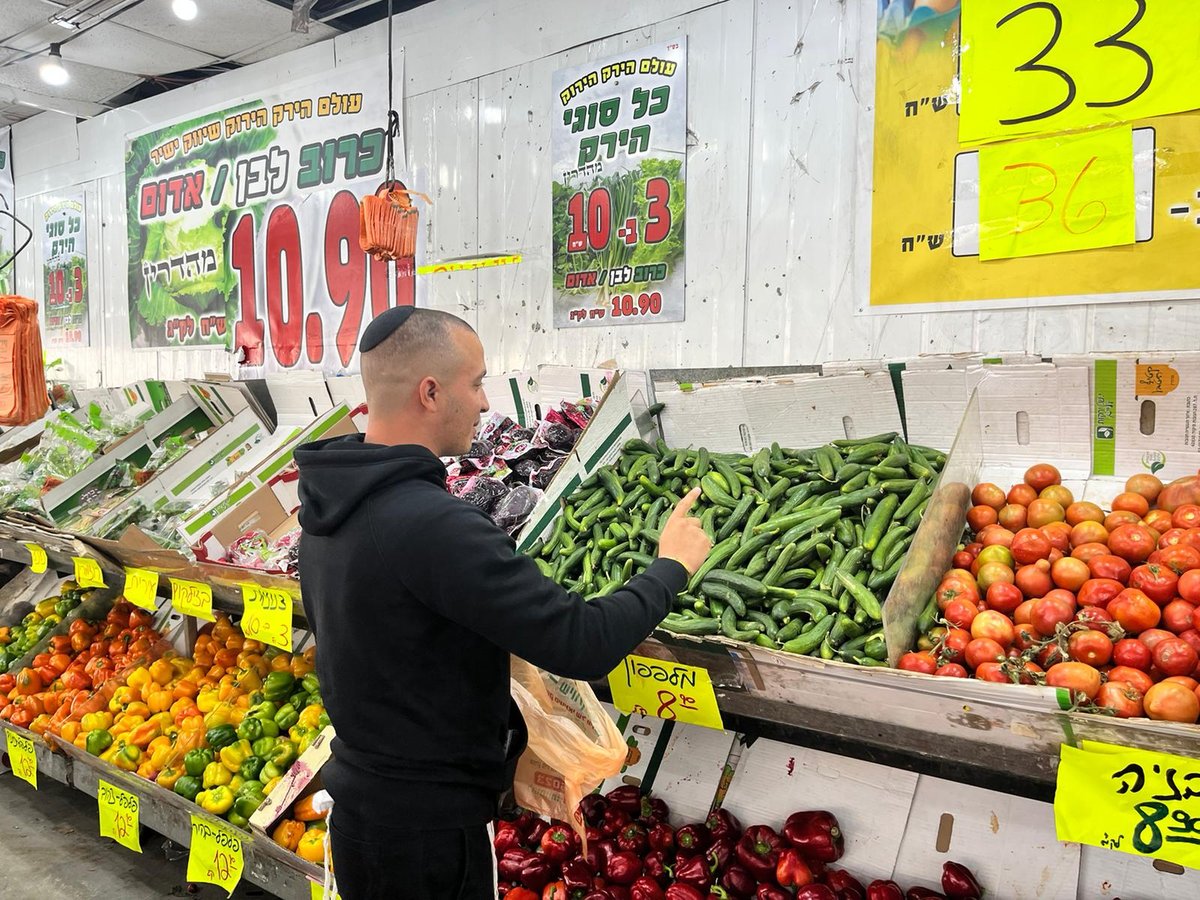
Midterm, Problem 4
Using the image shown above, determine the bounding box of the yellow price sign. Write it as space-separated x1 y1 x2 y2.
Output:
240 584 293 651
97 778 141 853
73 556 107 589
187 815 244 896
1055 740 1200 869
310 879 342 900
978 126 1136 260
6 729 37 789
123 568 159 611
171 578 214 622
22 543 47 574
960 0 1200 144
608 654 724 731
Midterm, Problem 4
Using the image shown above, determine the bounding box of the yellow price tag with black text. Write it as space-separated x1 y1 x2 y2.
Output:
1056 740 1200 870
123 568 159 611
310 878 342 900
608 654 724 731
240 583 293 651
22 543 47 574
187 814 244 897
6 730 37 789
73 556 106 589
98 778 141 853
171 578 213 621
961 0 1200 144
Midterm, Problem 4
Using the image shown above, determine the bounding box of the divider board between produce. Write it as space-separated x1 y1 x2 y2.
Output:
249 725 334 838
655 372 904 453
482 371 538 428
717 736 919 886
892 775 1080 900
265 373 335 429
1076 844 1200 899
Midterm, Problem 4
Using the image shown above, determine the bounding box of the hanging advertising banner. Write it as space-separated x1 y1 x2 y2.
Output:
551 39 687 328
125 54 414 373
0 127 14 296
42 191 89 347
865 2 1200 313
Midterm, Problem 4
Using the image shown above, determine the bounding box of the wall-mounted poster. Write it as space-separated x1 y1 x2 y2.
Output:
42 191 89 347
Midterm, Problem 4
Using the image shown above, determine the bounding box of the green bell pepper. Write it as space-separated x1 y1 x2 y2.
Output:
287 689 311 711
54 599 74 618
273 703 299 731
239 756 265 781
236 779 264 798
85 729 113 756
237 718 265 742
226 811 249 829
260 761 286 783
233 791 265 820
259 718 280 738
251 736 278 759
269 738 297 768
249 700 278 721
205 724 238 750
184 748 214 778
262 671 295 702
301 673 320 695
174 775 203 802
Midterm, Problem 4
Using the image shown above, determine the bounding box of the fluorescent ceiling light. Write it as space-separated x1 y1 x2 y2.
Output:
40 45 69 87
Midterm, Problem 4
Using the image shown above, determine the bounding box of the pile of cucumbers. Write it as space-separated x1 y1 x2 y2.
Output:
527 432 946 665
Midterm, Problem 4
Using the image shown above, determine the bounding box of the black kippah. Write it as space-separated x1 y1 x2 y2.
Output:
359 306 416 352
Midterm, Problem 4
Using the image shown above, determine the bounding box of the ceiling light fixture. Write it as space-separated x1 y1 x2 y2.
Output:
51 17 80 30
172 0 199 21
39 44 69 87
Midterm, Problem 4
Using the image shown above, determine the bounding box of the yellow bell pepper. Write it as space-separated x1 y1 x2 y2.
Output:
219 739 253 773
109 686 137 712
126 667 152 694
147 736 175 771
262 776 281 796
235 668 263 693
229 707 246 726
111 715 144 736
136 760 157 779
170 697 194 718
196 689 221 714
81 711 114 732
149 659 175 686
147 690 173 714
298 705 324 730
156 766 183 791
124 702 150 720
150 711 174 730
170 656 194 677
203 707 231 729
229 774 245 794
60 722 81 745
197 786 235 816
203 761 233 788
111 742 141 772
297 827 327 863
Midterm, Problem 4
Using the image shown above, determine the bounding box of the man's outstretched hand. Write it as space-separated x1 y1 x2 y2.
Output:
657 487 713 576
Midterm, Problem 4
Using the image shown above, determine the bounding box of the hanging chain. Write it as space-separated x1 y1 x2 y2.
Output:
384 0 398 184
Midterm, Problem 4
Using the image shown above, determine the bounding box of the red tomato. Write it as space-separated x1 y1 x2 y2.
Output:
944 598 979 630
1158 527 1190 549
1008 484 1038 506
1109 589 1162 633
1031 596 1076 637
935 663 969 678
941 628 971 664
1066 501 1106 526
972 483 1006 510
1071 542 1111 564
998 504 1028 531
1173 504 1200 530
1108 524 1158 564
1025 464 1062 492
1113 491 1151 518
967 505 998 532
1046 662 1102 699
1014 561 1054 598
1144 681 1200 723
965 638 1006 670
1139 628 1177 653
952 550 975 570
1040 520 1072 549
978 525 1015 548
1010 528 1053 565
1129 564 1179 605
1183 529 1200 552
1153 638 1200 677
1089 554 1133 584
1177 629 1200 663
1067 630 1113 667
1179 570 1200 604
1013 622 1041 651
985 581 1024 615
1069 521 1109 549
1014 599 1038 625
1165 675 1200 692
1144 509 1175 535
1096 682 1145 719
1044 588 1080 608
937 571 981 610
1106 510 1143 533
1051 557 1091 592
971 610 1016 648
1163 599 1197 635
974 661 1010 683
1076 606 1115 631
1108 665 1156 694
1014 659 1045 685
1113 638 1153 671
1077 578 1124 609
1149 545 1200 575
897 652 937 675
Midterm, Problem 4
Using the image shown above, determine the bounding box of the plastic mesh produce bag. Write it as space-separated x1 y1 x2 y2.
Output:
509 657 627 845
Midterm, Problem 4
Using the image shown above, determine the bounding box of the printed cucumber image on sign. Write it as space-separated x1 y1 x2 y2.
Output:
551 40 687 328
125 56 416 370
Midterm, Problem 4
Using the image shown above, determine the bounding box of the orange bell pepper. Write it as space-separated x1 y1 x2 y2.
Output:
172 680 199 701
149 659 174 686
272 819 305 852
128 720 162 749
29 713 51 735
111 714 144 736
147 690 173 714
60 721 81 744
124 702 150 720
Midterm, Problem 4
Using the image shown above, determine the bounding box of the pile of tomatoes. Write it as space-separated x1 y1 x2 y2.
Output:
901 464 1200 724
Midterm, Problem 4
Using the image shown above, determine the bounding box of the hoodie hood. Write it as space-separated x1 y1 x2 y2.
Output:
295 435 446 536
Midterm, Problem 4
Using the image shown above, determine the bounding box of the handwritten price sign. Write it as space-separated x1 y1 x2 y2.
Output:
1056 740 1200 869
961 0 1200 143
978 126 1136 260
73 556 106 589
98 778 141 853
608 654 724 731
240 583 293 651
123 567 160 612
171 578 214 622
6 730 37 789
187 814 245 897
22 543 47 574
310 878 342 900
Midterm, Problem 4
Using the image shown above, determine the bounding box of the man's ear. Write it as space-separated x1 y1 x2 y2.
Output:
418 376 439 410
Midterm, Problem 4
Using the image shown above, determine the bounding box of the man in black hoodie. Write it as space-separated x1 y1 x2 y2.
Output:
295 308 710 900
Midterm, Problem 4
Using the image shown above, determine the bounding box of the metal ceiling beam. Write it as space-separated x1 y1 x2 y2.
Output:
0 86 108 118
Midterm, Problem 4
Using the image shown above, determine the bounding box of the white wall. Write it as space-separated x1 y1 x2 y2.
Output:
13 0 1200 387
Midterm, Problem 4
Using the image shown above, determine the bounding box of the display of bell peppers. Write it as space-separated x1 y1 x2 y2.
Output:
218 739 253 773
184 748 213 777
262 672 295 702
203 761 233 788
783 810 845 863
197 786 235 816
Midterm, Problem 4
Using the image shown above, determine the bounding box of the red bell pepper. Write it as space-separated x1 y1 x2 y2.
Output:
647 822 675 852
941 862 982 900
528 819 551 848
603 807 633 837
541 824 579 863
584 839 613 875
735 825 784 883
579 794 609 827
673 853 712 891
561 859 594 895
866 882 904 900
582 892 616 900
783 811 845 864
616 822 648 854
605 850 644 886
499 849 538 882
706 837 735 875
521 858 556 892
639 796 670 824
643 850 672 886
609 889 630 900
675 823 712 857
629 876 665 900
605 785 643 815
777 848 817 888
543 883 569 900
824 869 865 896
840 889 866 900
665 886 706 900
755 886 790 900
906 889 946 900
586 826 603 845
720 864 757 899
706 808 744 844
505 889 539 900
496 825 525 854
794 887 837 900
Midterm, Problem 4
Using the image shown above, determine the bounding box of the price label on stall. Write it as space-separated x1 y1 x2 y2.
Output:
72 556 107 589
240 583 293 651
310 879 343 900
97 778 141 853
608 654 724 731
6 730 37 789
170 578 214 622
1055 740 1200 869
187 814 244 896
22 542 47 574
123 567 159 611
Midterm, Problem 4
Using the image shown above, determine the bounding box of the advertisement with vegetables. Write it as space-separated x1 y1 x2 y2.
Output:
551 40 687 328
41 191 89 348
124 56 411 372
